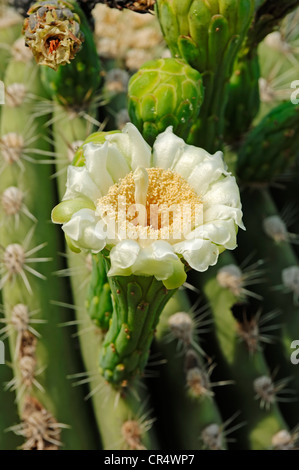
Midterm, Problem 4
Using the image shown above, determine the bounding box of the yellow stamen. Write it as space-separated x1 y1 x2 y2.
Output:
97 167 202 241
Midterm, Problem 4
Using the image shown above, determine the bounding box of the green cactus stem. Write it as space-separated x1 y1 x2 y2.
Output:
273 169 299 262
237 101 299 184
0 53 98 449
152 289 227 450
156 0 255 152
86 252 113 332
235 188 299 429
257 15 299 118
0 330 23 449
128 58 204 146
224 51 260 144
0 7 23 80
190 252 290 450
247 0 299 49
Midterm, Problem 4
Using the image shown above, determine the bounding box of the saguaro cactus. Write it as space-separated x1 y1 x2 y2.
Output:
1 0 299 451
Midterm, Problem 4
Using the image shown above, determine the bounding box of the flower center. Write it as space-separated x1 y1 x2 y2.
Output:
47 37 61 55
97 167 202 241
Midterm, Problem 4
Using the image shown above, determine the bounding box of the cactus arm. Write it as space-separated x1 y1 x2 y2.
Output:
235 188 299 429
0 7 22 80
153 289 227 450
190 252 289 450
0 54 98 449
247 0 299 48
237 101 299 184
0 25 23 448
224 50 261 145
0 315 23 449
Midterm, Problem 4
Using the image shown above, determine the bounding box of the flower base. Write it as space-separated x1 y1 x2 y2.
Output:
99 255 176 388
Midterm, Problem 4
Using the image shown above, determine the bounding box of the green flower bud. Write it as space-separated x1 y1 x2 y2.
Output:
128 58 204 145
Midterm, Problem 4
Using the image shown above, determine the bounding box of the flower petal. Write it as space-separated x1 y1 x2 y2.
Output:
51 197 95 224
62 208 106 252
106 144 131 183
152 126 185 169
108 240 186 289
133 241 179 278
174 238 219 272
204 204 244 229
108 240 140 276
173 145 208 180
203 175 242 208
84 142 114 195
186 219 237 250
106 122 151 170
63 166 101 203
187 152 229 196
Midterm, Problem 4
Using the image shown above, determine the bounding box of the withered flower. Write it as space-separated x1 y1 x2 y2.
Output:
23 0 84 70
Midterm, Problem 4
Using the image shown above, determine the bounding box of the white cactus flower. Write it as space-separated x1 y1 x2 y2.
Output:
52 124 244 289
